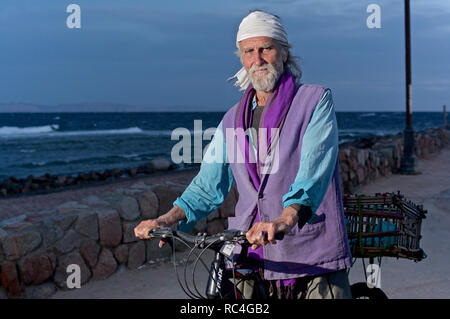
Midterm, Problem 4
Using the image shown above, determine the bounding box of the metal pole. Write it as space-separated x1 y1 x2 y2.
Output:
400 0 417 174
444 105 447 127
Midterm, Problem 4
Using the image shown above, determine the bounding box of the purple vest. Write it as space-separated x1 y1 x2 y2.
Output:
222 84 352 280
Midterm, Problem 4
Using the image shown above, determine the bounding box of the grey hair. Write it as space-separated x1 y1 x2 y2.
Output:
235 40 303 83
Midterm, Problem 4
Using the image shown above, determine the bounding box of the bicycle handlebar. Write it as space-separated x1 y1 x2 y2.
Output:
149 227 284 247
147 227 284 300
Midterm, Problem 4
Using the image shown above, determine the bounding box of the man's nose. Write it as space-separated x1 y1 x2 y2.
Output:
253 52 265 66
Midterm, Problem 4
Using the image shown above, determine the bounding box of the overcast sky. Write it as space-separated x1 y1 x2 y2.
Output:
0 0 449 111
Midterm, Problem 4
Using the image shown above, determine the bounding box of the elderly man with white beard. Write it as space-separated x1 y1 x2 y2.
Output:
135 10 353 299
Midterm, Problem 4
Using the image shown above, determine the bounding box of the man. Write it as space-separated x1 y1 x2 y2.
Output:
135 10 352 299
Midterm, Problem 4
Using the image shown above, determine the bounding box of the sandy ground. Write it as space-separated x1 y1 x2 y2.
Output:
51 147 449 299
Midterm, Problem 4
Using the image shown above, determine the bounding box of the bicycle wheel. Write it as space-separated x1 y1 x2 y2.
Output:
350 282 388 300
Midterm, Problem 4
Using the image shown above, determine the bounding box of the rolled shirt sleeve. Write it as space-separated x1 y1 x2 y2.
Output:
174 121 235 232
281 89 339 214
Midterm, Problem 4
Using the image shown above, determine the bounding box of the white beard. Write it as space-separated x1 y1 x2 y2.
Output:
248 60 284 92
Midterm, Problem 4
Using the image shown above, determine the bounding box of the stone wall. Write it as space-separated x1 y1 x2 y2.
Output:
0 181 238 299
0 125 448 299
0 157 177 198
338 126 450 193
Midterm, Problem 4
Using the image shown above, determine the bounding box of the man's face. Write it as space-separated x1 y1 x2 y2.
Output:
239 36 286 92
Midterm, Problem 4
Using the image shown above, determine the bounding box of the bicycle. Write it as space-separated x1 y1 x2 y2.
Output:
148 191 427 300
148 227 284 299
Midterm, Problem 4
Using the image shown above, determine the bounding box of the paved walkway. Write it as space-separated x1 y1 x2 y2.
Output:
348 147 450 298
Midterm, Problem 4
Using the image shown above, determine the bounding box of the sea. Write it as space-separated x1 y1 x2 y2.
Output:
0 112 445 181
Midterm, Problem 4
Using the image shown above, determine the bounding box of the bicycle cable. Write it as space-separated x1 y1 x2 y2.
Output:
191 237 223 299
183 243 205 299
170 236 201 299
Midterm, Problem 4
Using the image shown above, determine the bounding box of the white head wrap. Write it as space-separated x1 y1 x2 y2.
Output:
230 11 289 91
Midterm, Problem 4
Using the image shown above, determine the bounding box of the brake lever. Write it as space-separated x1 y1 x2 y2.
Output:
148 227 173 238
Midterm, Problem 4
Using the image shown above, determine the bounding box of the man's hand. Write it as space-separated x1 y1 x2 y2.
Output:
246 206 299 250
134 205 187 248
134 219 168 247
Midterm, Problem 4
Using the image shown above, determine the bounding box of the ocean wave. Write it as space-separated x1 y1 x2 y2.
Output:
12 153 151 169
0 126 145 138
119 153 141 159
0 126 210 139
52 127 145 137
359 113 376 117
0 124 59 136
339 128 399 136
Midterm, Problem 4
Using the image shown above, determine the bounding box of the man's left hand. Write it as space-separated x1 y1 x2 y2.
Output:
246 206 299 250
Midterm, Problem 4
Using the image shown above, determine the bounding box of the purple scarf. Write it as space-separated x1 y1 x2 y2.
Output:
234 70 297 288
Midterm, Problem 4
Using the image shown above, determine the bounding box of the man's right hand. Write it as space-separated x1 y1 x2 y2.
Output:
134 205 187 247
134 219 168 247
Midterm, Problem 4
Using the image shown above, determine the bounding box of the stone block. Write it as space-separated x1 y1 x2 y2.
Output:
113 245 128 264
17 251 56 285
54 230 83 255
0 261 23 298
138 190 159 220
50 214 78 231
122 221 139 244
53 251 91 289
3 221 34 233
74 211 99 240
37 220 64 248
97 208 122 248
80 239 101 268
338 149 347 162
56 201 89 215
150 157 172 171
1 231 42 261
152 185 183 215
357 149 366 167
0 215 27 228
127 241 146 270
92 249 117 280
107 195 141 221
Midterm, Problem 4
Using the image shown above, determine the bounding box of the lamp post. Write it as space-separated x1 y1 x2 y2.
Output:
400 0 417 174
444 105 447 127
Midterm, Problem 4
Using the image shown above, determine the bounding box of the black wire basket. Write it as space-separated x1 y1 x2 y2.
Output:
343 191 427 261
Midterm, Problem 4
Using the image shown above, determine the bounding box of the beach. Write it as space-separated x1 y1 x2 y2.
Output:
47 146 450 299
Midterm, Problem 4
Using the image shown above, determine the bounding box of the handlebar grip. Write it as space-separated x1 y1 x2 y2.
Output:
262 231 285 241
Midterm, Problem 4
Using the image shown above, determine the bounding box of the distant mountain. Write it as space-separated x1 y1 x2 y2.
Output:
0 103 217 112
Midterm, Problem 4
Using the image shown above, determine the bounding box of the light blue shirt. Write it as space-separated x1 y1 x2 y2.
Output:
174 89 338 232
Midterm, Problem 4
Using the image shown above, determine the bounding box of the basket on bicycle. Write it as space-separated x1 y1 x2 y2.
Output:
343 191 427 261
